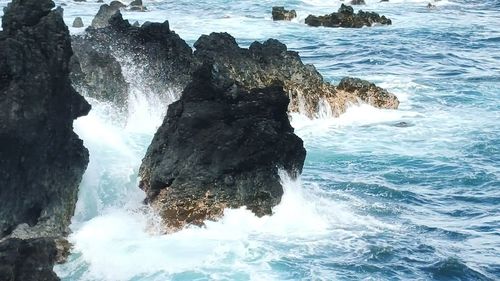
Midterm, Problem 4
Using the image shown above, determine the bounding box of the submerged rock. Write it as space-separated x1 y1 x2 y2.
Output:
0 0 90 278
305 4 392 28
272 6 297 21
193 32 399 117
139 64 306 232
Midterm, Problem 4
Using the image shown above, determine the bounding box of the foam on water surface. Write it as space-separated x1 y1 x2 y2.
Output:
1 0 499 280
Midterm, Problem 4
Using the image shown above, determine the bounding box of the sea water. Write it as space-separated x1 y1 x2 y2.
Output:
1 0 499 280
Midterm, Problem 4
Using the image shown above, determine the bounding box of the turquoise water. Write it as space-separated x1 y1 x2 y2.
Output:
2 0 499 280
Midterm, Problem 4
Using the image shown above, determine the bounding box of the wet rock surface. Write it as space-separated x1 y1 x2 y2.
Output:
90 1 125 28
71 36 129 108
72 16 84 27
74 10 398 117
139 64 306 232
0 238 59 281
305 4 392 28
193 32 399 117
72 11 195 106
337 77 399 109
0 0 90 279
351 0 366 5
272 6 297 21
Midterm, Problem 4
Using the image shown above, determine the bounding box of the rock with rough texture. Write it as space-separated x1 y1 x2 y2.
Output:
72 16 84 27
193 32 399 117
76 10 398 116
337 77 399 109
139 64 306 232
91 2 124 28
305 4 392 28
272 6 297 21
0 238 59 281
350 0 366 5
0 0 89 279
71 36 129 108
73 11 195 105
0 0 89 239
129 0 147 11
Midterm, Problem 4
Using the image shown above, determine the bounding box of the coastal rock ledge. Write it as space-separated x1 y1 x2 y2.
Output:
0 0 90 280
305 4 392 28
139 64 306 232
71 11 399 117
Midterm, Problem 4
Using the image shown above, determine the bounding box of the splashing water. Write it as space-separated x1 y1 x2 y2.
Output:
1 0 498 280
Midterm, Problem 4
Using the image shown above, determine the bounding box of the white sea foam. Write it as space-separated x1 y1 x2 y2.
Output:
59 171 395 281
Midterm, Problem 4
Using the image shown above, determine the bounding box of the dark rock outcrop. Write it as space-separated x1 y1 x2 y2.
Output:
0 0 90 279
0 238 59 281
72 17 84 28
72 11 195 105
350 0 366 5
0 0 89 239
90 1 125 28
139 64 306 232
337 77 399 109
129 0 147 11
74 10 398 117
71 37 129 108
272 6 297 21
193 32 399 117
305 4 392 28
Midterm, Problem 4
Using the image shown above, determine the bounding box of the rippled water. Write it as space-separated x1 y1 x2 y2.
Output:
2 0 499 280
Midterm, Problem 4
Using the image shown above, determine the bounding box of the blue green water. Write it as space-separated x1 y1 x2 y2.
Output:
2 0 499 280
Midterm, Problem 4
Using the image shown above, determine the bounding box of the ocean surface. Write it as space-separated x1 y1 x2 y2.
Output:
2 0 500 280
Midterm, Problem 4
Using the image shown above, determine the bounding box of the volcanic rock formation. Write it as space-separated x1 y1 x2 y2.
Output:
139 64 306 232
72 11 398 117
272 6 297 21
71 36 129 109
305 4 392 28
91 1 125 28
193 32 399 117
0 0 90 279
71 11 195 106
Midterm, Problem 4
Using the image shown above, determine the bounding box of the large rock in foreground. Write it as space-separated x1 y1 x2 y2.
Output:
305 4 392 28
0 0 90 279
139 64 306 232
194 32 399 117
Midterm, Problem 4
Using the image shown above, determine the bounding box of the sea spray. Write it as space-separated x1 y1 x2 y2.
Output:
57 171 395 281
